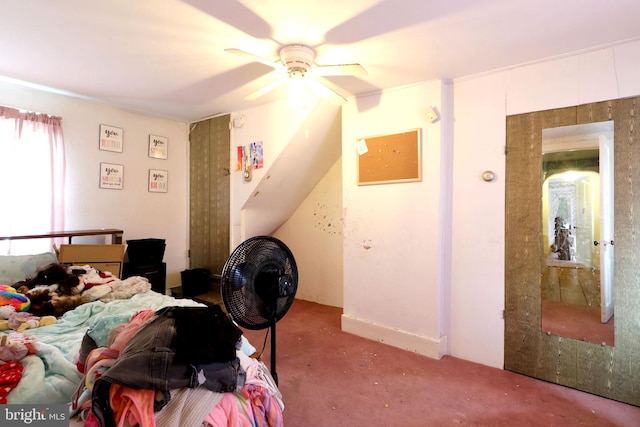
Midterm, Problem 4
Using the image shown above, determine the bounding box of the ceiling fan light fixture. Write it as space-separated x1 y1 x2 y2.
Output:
287 68 309 107
279 44 314 70
225 43 365 104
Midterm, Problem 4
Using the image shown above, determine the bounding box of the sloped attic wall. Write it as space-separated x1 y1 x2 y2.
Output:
274 158 344 308
230 99 342 247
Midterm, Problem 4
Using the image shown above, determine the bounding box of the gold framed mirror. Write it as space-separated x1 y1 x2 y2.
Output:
541 120 614 346
505 96 640 407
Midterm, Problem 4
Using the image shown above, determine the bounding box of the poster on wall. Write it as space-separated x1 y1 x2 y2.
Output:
148 169 168 193
99 162 124 189
99 124 123 152
236 145 246 171
250 141 263 169
148 134 168 159
236 142 264 173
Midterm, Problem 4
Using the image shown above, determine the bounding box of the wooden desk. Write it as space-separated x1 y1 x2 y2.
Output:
0 229 123 244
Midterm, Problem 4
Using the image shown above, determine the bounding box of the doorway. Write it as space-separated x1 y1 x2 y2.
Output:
189 115 231 275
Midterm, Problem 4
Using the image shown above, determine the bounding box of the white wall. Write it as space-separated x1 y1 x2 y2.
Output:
0 81 189 288
229 99 304 246
450 72 507 368
229 98 342 248
450 39 640 368
274 158 344 308
337 38 640 369
229 97 344 308
341 81 450 359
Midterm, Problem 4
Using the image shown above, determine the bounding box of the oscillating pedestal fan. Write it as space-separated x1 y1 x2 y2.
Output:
221 236 298 385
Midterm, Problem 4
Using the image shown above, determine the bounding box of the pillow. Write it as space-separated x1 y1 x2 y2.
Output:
0 252 58 285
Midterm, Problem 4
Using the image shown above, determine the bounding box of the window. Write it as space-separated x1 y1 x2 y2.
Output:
0 106 65 254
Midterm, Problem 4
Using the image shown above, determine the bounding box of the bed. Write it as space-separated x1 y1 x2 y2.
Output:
0 250 284 426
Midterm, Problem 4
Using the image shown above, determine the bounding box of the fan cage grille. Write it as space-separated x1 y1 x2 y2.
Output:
221 236 298 330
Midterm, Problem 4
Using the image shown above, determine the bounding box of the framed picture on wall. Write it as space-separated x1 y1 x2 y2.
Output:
148 134 168 159
99 124 124 153
148 169 168 193
99 162 124 190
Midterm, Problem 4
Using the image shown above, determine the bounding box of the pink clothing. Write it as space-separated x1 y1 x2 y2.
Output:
109 383 156 427
109 309 155 352
204 392 253 427
83 347 120 375
72 310 155 416
72 347 119 411
83 411 99 427
241 384 284 427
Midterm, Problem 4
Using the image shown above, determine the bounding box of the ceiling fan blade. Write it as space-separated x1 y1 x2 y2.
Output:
225 48 282 70
307 78 347 102
313 63 368 76
246 78 287 100
185 2 273 41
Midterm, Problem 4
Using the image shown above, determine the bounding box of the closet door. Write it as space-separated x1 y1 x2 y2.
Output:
189 115 230 275
505 98 640 407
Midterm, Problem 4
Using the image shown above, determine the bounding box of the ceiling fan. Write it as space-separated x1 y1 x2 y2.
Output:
225 44 367 104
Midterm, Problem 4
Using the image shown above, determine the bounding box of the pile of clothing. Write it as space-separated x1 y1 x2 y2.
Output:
72 304 283 427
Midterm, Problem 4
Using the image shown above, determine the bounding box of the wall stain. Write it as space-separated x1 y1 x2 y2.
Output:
313 202 342 235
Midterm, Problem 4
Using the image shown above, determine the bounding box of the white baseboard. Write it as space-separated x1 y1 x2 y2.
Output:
341 314 447 360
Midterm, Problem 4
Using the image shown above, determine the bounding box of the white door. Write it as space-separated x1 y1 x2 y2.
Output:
600 134 614 323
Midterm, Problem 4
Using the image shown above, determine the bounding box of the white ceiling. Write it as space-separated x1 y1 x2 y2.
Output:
1 0 640 122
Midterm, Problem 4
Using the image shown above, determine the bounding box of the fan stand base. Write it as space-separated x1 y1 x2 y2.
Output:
270 316 278 386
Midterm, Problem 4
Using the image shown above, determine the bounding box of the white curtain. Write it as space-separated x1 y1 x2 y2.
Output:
0 106 65 255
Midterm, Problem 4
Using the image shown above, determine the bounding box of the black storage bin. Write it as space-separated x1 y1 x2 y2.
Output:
123 263 166 295
125 238 166 265
181 268 211 297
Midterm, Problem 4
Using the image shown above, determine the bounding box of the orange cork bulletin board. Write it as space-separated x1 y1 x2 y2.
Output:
356 129 421 185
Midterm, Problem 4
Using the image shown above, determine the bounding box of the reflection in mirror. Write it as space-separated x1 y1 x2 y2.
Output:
541 121 614 346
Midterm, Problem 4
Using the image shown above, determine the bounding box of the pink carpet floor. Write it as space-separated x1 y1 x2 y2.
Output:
542 299 614 346
241 299 640 427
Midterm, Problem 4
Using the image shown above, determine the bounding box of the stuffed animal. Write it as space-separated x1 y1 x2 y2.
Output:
15 262 81 295
49 295 89 317
0 332 38 363
8 312 39 331
0 339 30 362
39 315 57 327
0 284 30 312
6 312 57 332
25 287 89 317
0 305 16 320
0 314 56 331
12 263 94 317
